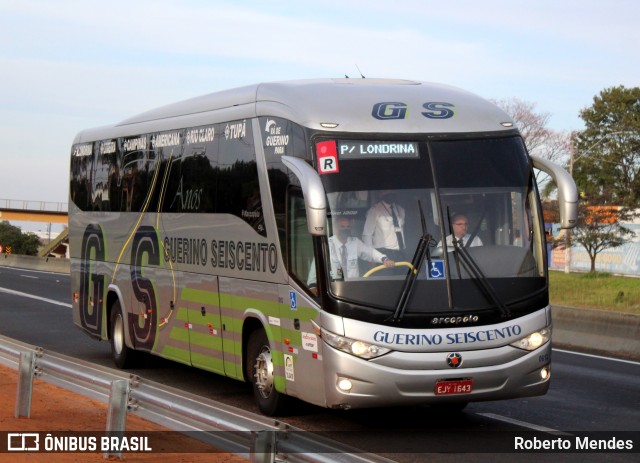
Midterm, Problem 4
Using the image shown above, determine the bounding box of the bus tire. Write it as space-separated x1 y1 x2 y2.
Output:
110 300 137 369
247 329 288 416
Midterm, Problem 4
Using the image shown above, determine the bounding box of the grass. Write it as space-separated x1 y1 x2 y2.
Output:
549 270 640 314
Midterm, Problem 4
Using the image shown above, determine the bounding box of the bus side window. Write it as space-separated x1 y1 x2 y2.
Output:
287 188 316 294
218 121 266 236
70 143 93 212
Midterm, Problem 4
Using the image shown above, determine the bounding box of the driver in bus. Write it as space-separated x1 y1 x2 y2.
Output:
362 190 406 262
434 213 483 255
307 216 395 294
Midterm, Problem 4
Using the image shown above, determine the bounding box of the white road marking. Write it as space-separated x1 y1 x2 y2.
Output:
0 286 71 308
477 413 571 435
553 348 640 366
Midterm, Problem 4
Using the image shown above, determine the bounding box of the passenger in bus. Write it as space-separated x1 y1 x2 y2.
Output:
513 229 523 247
362 190 406 262
434 213 483 255
307 216 395 294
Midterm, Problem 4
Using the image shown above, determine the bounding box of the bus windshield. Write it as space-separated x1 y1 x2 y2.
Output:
316 136 546 319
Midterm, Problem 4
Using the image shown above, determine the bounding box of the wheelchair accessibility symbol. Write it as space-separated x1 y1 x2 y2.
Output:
427 260 445 280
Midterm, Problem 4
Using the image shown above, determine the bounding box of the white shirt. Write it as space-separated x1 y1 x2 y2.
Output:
434 233 483 255
307 236 387 286
362 201 405 250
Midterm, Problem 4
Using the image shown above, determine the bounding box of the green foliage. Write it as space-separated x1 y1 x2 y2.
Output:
573 85 640 207
571 204 636 272
0 221 41 256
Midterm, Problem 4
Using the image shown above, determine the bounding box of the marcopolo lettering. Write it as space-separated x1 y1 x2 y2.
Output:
431 314 479 325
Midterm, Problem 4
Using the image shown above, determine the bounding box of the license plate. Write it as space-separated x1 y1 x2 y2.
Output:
434 378 473 395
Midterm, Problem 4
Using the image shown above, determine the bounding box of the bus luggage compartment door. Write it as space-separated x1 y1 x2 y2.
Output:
181 278 225 376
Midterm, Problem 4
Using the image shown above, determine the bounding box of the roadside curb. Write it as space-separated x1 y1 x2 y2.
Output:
552 305 640 361
1 254 69 274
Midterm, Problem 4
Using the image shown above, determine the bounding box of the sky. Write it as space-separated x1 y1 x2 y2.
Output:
0 0 638 216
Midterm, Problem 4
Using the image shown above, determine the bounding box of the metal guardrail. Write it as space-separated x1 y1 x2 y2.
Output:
0 199 67 213
0 335 395 463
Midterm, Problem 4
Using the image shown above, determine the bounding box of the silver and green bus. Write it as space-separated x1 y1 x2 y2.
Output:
69 79 577 415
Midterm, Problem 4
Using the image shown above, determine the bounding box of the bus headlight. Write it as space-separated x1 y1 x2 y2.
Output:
321 329 390 359
510 327 551 351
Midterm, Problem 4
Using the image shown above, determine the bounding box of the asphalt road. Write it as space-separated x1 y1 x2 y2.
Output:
1 265 639 462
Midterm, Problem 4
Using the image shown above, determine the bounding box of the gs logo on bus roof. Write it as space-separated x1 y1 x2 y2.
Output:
371 102 456 120
372 102 408 120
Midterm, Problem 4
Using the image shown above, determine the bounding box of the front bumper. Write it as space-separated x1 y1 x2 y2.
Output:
322 341 551 409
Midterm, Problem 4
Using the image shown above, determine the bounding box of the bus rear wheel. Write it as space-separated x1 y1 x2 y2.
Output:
247 329 288 416
110 300 138 369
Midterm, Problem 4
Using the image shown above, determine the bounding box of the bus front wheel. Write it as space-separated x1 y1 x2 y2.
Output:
110 300 137 369
247 329 288 416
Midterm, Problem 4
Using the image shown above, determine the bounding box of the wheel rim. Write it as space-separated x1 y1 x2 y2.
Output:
254 345 274 399
113 314 124 355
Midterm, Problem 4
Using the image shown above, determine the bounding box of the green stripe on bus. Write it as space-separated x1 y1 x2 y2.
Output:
182 286 318 326
181 287 220 305
190 352 225 372
220 294 280 315
169 327 190 343
188 331 223 350
160 345 190 362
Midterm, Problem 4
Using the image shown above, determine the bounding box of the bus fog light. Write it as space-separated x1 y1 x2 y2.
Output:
337 377 353 392
510 326 551 351
540 367 550 380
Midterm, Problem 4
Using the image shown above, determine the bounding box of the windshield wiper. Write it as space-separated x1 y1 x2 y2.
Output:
387 200 433 323
446 208 511 319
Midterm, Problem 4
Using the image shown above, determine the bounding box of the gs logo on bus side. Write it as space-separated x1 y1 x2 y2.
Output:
129 226 159 350
79 224 159 350
371 102 456 120
79 224 105 337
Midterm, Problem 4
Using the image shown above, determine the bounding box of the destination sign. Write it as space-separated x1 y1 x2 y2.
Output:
338 141 419 159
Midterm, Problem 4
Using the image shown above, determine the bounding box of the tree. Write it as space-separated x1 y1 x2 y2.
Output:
492 97 571 192
0 221 41 256
571 205 634 272
573 86 640 208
